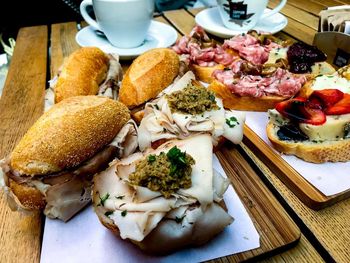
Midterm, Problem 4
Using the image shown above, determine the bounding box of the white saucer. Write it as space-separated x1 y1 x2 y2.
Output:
76 21 178 60
195 7 288 38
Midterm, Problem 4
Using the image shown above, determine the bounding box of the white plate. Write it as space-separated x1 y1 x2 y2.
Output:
76 20 178 60
195 7 288 38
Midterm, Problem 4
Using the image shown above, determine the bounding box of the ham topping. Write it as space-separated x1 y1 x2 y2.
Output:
173 26 238 67
223 33 283 65
213 68 306 97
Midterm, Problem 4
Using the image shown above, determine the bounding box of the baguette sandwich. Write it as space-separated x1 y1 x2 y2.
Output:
46 47 123 109
137 71 245 151
267 66 350 163
0 96 138 221
93 134 233 254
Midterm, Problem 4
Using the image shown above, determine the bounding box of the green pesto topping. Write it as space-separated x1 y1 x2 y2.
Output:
226 116 239 128
166 84 219 115
129 146 195 198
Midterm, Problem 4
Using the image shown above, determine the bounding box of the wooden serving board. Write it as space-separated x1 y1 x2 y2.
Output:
243 125 350 210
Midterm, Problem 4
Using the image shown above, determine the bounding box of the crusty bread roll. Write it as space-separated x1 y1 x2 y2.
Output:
1 96 132 221
208 79 286 111
54 47 109 103
8 178 46 210
119 48 180 108
266 122 350 163
11 96 130 176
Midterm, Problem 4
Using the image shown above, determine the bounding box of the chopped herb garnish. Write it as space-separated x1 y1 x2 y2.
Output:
226 116 239 128
121 210 127 217
209 94 216 102
167 146 187 166
104 211 113 217
116 195 125 200
98 193 110 206
148 154 156 163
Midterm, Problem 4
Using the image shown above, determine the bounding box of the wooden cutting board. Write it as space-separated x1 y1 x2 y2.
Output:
243 125 350 210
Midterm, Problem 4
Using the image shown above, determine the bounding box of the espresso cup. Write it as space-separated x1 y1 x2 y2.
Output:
80 0 154 48
216 0 287 31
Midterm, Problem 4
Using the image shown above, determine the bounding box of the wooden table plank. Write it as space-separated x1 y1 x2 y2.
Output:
50 22 80 78
282 0 325 16
163 9 196 36
0 25 48 263
268 0 319 31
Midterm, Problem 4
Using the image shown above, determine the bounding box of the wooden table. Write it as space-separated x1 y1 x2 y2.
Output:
1 0 350 262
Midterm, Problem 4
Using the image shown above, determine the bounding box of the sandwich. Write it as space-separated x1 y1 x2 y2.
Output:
0 96 138 221
267 65 350 163
119 48 181 110
46 47 122 109
93 134 233 254
137 71 245 151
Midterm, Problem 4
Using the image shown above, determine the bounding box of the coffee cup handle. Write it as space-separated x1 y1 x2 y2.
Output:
80 0 102 32
260 0 287 20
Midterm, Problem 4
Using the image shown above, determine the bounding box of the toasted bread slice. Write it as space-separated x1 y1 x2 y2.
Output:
190 64 225 83
208 80 287 111
266 122 350 163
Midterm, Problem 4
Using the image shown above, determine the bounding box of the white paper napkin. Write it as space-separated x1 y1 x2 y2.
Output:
245 111 350 196
40 155 260 263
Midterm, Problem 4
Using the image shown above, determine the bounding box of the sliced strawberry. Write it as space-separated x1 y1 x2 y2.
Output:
309 89 344 108
276 97 306 122
325 94 350 115
300 106 326 125
276 97 326 125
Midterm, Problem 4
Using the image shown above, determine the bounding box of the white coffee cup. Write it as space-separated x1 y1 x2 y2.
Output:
216 0 287 31
80 0 155 48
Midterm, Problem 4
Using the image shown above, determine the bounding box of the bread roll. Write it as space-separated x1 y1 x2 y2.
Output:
54 47 109 103
119 48 180 108
11 96 130 176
